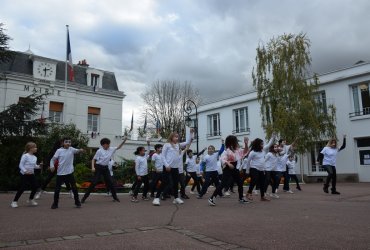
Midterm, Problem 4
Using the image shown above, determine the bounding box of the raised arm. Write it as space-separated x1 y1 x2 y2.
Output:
263 133 276 152
339 135 346 151
196 147 207 157
179 126 193 148
218 139 225 156
116 136 128 150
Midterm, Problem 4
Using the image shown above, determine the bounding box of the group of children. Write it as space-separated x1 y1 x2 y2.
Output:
11 130 346 208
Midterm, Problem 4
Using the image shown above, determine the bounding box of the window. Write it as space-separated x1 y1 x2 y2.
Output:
314 91 327 114
207 113 220 137
91 74 100 88
49 102 64 123
233 107 249 134
310 142 327 173
88 107 100 132
351 83 370 117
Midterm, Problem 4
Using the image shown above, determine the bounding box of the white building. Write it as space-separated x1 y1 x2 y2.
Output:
191 62 370 182
0 50 126 152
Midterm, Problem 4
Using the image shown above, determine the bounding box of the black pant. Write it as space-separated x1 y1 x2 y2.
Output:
248 168 265 198
53 173 80 205
41 170 71 191
288 174 300 188
212 167 244 200
199 171 219 197
83 165 118 200
133 175 149 198
150 171 162 195
324 165 337 191
13 174 38 201
186 172 201 193
179 173 187 196
272 171 283 193
170 168 180 198
263 171 272 193
283 169 290 191
155 167 172 198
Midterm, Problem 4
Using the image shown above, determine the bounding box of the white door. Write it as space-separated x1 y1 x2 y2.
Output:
358 146 370 182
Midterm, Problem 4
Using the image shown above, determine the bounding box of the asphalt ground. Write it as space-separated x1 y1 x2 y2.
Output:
1 183 370 250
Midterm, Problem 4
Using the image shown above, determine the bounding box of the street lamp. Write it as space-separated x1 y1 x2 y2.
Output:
184 99 198 154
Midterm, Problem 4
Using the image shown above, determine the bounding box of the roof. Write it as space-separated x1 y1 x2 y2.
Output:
0 51 121 92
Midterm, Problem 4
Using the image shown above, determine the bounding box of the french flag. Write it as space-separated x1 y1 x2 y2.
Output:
67 29 74 81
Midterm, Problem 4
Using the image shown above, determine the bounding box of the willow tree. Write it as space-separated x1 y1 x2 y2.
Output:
252 33 336 153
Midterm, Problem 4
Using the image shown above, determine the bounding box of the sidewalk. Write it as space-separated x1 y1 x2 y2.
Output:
1 183 370 249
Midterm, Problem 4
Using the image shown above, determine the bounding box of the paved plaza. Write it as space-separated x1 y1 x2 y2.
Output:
1 183 370 249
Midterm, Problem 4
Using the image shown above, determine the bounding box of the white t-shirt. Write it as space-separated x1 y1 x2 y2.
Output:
276 153 289 172
265 152 278 171
177 150 185 174
287 160 296 175
246 137 275 171
94 147 117 166
50 147 80 175
135 155 149 176
19 153 38 175
202 153 219 172
152 153 164 172
185 156 197 172
321 147 339 166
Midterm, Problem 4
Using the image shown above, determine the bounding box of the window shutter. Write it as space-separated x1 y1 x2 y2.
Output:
88 107 101 115
49 102 64 112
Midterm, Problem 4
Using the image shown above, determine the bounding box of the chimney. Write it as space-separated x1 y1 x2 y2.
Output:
78 59 89 67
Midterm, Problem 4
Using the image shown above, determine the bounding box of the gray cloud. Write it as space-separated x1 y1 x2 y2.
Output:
1 0 370 126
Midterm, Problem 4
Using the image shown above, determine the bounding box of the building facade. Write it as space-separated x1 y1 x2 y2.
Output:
0 51 125 151
191 62 370 182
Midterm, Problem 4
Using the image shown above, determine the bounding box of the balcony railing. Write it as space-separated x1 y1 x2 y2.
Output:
207 131 221 137
349 107 370 118
232 127 250 134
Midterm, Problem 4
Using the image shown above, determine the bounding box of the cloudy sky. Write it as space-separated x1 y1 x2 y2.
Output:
1 0 370 128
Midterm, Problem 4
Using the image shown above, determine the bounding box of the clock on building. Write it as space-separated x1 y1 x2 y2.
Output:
33 61 56 80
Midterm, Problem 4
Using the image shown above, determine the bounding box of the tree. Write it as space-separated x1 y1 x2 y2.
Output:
0 94 48 142
141 80 199 138
252 33 336 153
0 23 13 63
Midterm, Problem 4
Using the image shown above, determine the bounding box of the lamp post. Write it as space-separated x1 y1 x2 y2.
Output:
184 99 198 154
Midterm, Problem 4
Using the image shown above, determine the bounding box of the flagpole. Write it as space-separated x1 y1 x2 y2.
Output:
64 25 68 124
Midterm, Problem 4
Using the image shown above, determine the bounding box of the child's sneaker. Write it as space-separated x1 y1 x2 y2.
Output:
173 198 184 204
296 186 302 191
189 190 195 194
35 190 43 200
75 201 82 208
152 198 160 206
11 201 18 208
69 190 74 198
246 193 253 201
270 193 280 199
27 199 38 206
129 190 133 196
131 197 139 203
286 190 294 194
142 196 150 201
261 196 270 201
224 191 231 196
208 197 216 206
239 198 250 204
51 203 58 209
253 190 259 195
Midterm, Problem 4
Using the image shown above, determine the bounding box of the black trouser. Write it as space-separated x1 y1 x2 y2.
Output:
248 168 265 198
283 169 290 191
186 172 201 193
324 165 337 191
13 174 38 201
150 171 162 196
155 167 172 199
199 171 219 197
53 173 80 206
212 167 244 200
264 170 272 193
83 165 118 200
288 174 300 189
179 173 186 196
41 170 71 191
170 168 180 198
133 175 149 198
272 171 283 193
